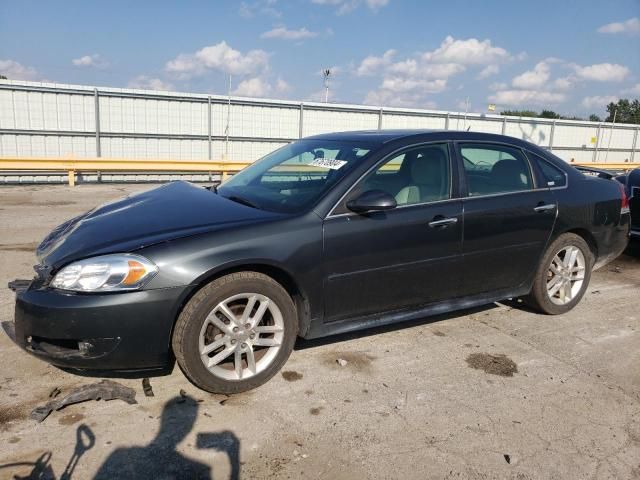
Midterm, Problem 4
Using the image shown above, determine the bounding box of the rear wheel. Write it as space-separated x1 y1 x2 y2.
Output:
525 233 594 315
172 272 297 394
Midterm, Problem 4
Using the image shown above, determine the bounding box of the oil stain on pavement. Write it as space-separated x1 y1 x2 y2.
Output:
465 353 518 377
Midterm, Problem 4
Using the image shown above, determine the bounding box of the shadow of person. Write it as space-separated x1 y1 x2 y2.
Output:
196 431 241 480
94 395 210 480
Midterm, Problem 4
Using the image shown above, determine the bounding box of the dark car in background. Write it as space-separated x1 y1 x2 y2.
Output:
6 130 630 393
615 167 640 238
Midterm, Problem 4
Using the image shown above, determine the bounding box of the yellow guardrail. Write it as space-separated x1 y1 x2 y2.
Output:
570 162 637 171
0 156 252 186
0 156 637 186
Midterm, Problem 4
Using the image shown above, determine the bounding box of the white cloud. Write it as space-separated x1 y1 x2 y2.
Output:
357 36 513 109
232 76 291 98
572 63 630 82
489 81 507 91
380 77 446 93
239 1 281 18
581 95 619 110
597 17 640 35
512 61 550 89
261 26 318 40
165 41 269 78
232 77 271 97
623 83 640 95
364 89 437 109
274 78 288 92
477 65 499 79
488 89 566 106
128 76 174 91
311 0 389 15
423 36 511 65
72 54 108 68
356 49 396 76
0 59 39 80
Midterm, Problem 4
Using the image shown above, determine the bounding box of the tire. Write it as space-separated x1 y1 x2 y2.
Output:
525 233 594 315
172 272 298 394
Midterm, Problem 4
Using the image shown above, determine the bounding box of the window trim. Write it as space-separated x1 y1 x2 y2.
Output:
523 149 569 191
326 141 455 219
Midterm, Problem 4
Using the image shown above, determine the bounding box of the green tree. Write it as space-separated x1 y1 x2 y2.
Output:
589 114 602 122
605 99 640 124
540 110 561 119
500 110 538 117
0 75 7 80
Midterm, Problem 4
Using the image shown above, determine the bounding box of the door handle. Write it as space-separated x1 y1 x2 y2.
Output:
428 217 458 228
533 203 556 212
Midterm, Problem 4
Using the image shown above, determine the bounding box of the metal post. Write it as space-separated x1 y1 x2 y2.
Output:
549 120 556 152
631 127 639 163
299 103 304 139
592 123 601 162
207 96 212 160
501 117 507 135
378 108 383 130
94 89 101 157
444 112 449 130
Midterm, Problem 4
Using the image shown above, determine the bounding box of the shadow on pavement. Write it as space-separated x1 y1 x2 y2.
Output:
94 394 240 480
0 423 95 480
0 396 240 480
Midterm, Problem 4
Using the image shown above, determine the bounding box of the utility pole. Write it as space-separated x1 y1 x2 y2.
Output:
224 74 231 159
463 96 470 130
322 69 331 103
603 108 617 163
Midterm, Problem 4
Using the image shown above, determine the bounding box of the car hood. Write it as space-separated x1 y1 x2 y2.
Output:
37 181 283 269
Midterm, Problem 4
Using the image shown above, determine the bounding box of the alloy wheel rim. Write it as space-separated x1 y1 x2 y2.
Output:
546 245 586 306
198 293 284 381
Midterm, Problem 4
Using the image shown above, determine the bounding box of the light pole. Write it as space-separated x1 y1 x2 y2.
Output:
322 69 331 103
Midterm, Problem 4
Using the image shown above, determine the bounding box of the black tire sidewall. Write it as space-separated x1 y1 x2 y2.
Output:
174 273 297 394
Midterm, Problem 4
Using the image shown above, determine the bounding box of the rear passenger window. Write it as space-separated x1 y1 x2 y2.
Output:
530 153 567 188
459 143 533 196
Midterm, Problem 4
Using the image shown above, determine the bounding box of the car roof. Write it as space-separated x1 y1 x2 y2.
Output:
305 129 531 145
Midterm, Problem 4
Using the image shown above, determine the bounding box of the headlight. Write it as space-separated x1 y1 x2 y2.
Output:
51 254 158 292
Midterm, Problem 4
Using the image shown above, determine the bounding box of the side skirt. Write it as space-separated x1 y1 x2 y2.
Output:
303 285 531 340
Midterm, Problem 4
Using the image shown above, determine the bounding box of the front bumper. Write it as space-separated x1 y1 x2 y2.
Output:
6 284 190 370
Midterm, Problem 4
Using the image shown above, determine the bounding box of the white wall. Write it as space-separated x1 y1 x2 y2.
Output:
0 80 638 164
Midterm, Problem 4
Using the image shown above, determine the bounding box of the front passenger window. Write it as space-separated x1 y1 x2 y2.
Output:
360 143 451 206
460 143 533 197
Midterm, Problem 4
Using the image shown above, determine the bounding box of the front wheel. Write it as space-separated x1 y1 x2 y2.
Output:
525 233 594 315
172 272 298 394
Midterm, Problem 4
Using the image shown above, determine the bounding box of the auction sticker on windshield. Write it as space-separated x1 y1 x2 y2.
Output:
308 158 347 170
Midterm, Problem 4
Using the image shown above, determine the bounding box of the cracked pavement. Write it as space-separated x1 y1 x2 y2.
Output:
0 184 639 479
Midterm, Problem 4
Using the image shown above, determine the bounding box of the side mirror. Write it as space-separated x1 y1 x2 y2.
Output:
346 189 397 214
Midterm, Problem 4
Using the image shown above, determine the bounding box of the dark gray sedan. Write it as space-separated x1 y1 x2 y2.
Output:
7 130 630 393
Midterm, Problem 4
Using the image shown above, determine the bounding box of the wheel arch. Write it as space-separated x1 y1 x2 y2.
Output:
560 228 598 259
172 261 312 341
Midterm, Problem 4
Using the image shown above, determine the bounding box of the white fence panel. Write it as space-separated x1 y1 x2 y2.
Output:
0 80 638 167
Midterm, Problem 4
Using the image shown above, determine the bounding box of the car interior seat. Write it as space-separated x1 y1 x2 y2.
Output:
489 159 530 192
395 148 448 204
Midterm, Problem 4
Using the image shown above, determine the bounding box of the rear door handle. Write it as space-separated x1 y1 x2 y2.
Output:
428 217 458 228
534 203 556 212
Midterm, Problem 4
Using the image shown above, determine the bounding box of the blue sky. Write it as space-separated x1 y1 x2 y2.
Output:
1 0 639 117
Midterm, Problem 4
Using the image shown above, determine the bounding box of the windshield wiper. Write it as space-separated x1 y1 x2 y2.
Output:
223 194 260 209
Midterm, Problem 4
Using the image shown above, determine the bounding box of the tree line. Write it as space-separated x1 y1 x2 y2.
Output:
501 98 640 124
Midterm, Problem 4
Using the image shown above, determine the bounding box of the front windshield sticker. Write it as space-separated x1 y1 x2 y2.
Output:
308 158 347 170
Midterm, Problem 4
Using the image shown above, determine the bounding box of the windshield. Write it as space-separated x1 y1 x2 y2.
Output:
217 139 374 213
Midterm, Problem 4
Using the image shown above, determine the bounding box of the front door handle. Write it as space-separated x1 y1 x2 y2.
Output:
534 203 556 212
428 216 458 228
